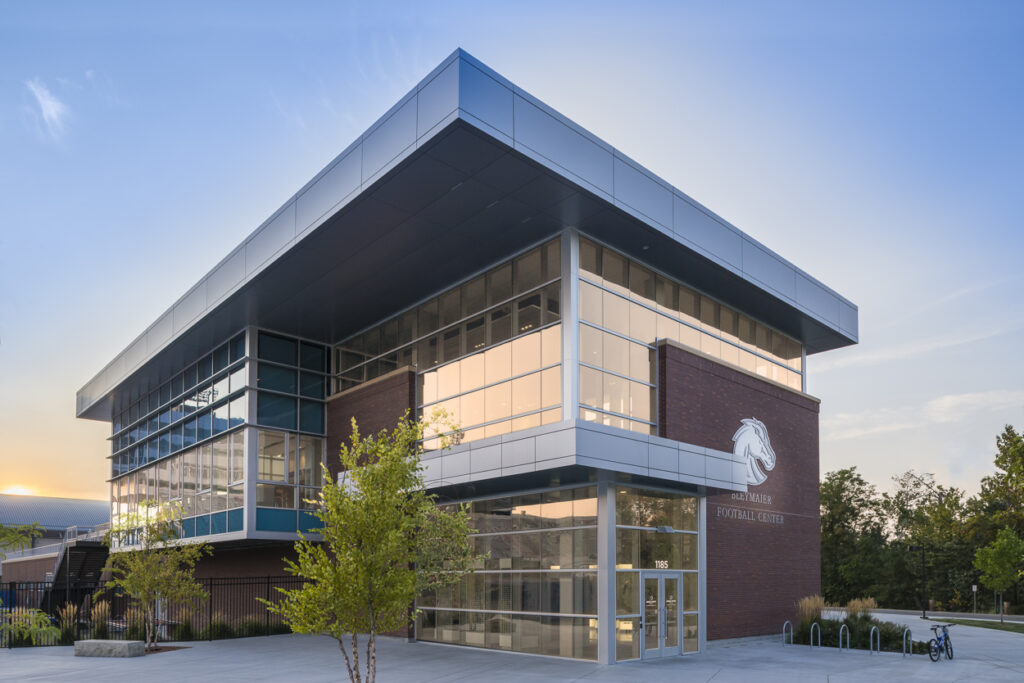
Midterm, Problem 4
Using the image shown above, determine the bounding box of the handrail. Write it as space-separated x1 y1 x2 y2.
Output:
50 526 78 580
810 621 821 648
838 624 850 652
870 625 880 654
902 627 912 657
782 620 793 645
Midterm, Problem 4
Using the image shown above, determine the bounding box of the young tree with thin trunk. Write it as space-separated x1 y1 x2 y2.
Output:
263 414 480 683
974 527 1024 623
104 501 211 650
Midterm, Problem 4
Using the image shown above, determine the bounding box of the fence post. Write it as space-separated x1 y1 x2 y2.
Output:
265 577 271 635
208 577 213 641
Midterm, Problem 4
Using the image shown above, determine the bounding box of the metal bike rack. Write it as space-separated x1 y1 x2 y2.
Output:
782 620 793 645
902 628 912 657
869 625 880 654
810 622 821 649
838 624 850 652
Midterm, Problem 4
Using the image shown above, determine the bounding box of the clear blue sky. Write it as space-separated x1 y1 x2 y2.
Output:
2 1 1022 499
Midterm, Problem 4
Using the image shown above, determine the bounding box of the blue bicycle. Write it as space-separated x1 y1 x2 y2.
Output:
927 624 954 662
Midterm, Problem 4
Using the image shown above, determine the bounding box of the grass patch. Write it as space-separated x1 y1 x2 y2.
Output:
942 618 1024 635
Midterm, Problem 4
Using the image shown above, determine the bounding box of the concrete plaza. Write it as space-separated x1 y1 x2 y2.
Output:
2 612 1021 682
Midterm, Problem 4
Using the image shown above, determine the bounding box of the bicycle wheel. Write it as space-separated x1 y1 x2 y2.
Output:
945 637 953 660
928 639 940 662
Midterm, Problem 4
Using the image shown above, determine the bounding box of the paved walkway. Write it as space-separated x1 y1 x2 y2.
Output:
1 612 1021 682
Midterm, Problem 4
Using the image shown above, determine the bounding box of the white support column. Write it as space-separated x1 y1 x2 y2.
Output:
801 347 807 394
243 326 258 534
698 493 708 652
596 472 616 664
560 229 580 421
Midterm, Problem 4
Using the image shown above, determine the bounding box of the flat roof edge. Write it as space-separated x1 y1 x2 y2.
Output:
76 48 858 421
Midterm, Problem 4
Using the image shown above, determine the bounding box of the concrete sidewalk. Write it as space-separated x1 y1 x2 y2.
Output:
1 613 1020 682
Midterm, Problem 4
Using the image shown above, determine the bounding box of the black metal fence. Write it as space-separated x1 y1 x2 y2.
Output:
0 577 303 648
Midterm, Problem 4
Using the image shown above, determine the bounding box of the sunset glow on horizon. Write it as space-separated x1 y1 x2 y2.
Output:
1 485 36 496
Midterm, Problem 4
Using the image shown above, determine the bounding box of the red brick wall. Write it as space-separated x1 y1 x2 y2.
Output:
325 368 416 477
195 544 299 578
657 341 820 640
1 554 57 582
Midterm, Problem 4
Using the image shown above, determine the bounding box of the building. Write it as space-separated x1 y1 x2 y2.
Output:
0 494 109 581
73 49 857 663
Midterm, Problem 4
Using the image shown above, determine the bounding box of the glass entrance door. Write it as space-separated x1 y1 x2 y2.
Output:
641 571 680 659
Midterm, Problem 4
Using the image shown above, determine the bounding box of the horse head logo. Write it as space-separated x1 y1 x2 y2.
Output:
733 418 776 486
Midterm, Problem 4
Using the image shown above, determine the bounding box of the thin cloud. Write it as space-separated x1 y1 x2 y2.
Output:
25 78 70 141
822 390 1024 442
813 320 1024 373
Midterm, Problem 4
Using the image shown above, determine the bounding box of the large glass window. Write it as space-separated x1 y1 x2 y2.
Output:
335 239 563 448
255 428 324 510
109 332 248 479
418 486 598 660
110 429 246 539
578 239 804 436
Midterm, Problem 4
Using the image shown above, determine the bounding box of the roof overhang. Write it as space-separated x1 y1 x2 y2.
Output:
77 49 857 422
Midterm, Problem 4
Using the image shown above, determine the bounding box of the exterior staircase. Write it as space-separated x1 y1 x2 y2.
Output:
36 526 110 613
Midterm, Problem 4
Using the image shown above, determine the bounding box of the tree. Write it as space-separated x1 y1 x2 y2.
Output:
264 415 480 683
974 527 1024 623
820 468 888 603
0 522 41 557
104 501 211 650
0 522 57 646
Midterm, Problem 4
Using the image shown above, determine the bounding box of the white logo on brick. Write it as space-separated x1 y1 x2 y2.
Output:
733 418 776 486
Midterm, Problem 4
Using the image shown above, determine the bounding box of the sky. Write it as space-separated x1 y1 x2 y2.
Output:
1 1 1022 502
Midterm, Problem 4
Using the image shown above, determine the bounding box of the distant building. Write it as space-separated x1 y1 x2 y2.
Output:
73 50 857 662
0 494 108 581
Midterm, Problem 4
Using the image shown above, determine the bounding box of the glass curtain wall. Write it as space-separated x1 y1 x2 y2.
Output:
335 239 563 447
110 430 246 538
255 429 325 511
614 487 699 660
577 238 804 433
109 333 246 478
417 487 599 660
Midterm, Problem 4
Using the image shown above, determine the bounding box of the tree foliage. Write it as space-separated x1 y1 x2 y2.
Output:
974 527 1024 622
0 522 57 646
263 415 481 683
104 501 211 650
821 425 1024 613
0 522 41 558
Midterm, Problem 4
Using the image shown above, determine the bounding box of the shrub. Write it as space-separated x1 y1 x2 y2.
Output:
236 618 266 638
796 595 825 626
90 600 110 640
172 618 195 642
200 620 235 640
125 605 146 641
845 597 877 620
2 607 59 646
57 603 79 645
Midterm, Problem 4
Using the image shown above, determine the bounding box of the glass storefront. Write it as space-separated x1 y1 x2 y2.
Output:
418 487 599 660
418 484 701 662
614 487 700 660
